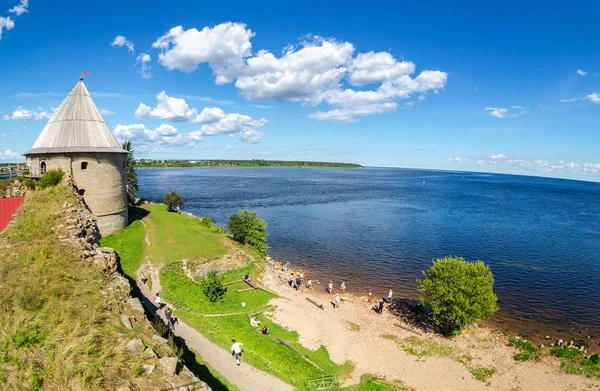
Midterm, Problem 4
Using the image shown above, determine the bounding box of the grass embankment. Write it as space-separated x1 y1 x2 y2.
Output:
0 186 177 390
339 374 408 390
104 203 353 389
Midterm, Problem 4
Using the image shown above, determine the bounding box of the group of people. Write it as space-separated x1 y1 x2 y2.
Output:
154 293 178 330
375 289 394 314
288 271 310 291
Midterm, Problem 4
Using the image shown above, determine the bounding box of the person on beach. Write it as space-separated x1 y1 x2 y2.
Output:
387 289 393 303
307 279 313 289
299 271 304 285
288 273 294 287
285 262 290 271
327 281 333 294
231 339 243 366
340 282 346 293
378 298 385 314
295 276 301 291
155 293 164 310
335 293 340 308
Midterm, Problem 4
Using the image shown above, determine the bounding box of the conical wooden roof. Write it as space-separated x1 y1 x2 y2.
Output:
24 80 127 155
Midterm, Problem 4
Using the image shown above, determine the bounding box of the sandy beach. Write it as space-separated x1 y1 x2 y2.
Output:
260 259 600 390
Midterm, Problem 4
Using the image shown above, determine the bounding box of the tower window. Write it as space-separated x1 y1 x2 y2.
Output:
81 162 88 170
40 161 47 175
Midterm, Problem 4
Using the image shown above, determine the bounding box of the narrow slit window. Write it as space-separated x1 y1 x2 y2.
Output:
79 189 86 196
81 162 88 170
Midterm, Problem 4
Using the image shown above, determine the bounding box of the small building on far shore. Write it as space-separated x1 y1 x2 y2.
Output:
23 78 128 235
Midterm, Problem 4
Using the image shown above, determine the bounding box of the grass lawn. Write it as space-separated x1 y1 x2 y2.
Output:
104 202 353 389
143 203 227 264
100 217 145 278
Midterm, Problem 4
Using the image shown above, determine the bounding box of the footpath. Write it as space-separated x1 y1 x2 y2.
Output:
135 264 294 391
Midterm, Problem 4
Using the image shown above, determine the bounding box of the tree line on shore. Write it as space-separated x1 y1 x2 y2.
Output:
134 158 363 169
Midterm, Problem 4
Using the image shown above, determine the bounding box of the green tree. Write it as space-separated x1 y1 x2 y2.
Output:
122 140 140 200
227 208 268 255
39 169 64 189
163 191 184 212
417 256 498 336
199 270 227 302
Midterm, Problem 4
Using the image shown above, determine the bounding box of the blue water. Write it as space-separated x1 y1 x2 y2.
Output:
138 167 600 340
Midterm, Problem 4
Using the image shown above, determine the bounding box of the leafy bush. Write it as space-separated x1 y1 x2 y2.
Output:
509 337 541 362
38 169 64 189
23 178 36 190
199 270 227 302
163 191 184 212
417 256 498 336
227 208 268 255
551 347 583 359
122 140 140 199
552 348 600 378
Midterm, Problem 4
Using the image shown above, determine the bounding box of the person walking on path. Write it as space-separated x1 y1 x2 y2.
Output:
155 293 164 310
231 339 243 366
387 289 393 303
335 293 340 308
327 281 333 294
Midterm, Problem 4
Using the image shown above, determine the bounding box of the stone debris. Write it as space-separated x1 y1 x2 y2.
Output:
125 338 144 355
126 297 145 314
144 347 158 358
158 357 179 375
152 335 169 345
120 315 133 330
141 364 156 376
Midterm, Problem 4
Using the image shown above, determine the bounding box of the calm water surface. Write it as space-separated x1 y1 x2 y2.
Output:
138 167 600 341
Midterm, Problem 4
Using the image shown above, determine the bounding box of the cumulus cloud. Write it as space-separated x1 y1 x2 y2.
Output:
0 16 15 41
8 0 28 16
99 109 115 116
560 93 600 104
151 23 448 122
3 106 53 121
152 23 254 83
133 92 267 143
450 153 600 177
0 149 18 160
111 35 135 53
577 69 587 76
114 124 191 149
135 53 152 79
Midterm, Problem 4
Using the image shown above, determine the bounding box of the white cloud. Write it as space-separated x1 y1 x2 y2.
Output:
99 109 115 116
152 23 254 83
450 154 600 177
114 124 191 148
0 149 18 160
8 0 28 16
560 93 600 104
135 53 152 79
198 113 267 137
484 106 526 119
239 129 263 144
236 36 355 103
577 69 587 76
0 16 15 41
111 35 134 53
151 23 448 122
3 106 53 121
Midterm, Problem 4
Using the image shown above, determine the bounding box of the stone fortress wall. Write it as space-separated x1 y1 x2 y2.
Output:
26 152 128 235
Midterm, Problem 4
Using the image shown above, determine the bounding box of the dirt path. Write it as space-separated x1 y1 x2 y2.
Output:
135 264 293 391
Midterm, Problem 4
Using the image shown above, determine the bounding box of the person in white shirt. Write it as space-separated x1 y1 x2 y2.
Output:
340 282 346 292
306 279 313 290
387 289 393 303
250 316 260 328
154 293 164 309
335 293 340 308
327 281 333 294
231 339 243 366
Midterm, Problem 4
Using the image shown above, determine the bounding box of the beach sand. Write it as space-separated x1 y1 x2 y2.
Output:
260 260 600 390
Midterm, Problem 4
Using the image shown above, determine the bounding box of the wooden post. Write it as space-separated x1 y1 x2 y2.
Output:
306 297 324 310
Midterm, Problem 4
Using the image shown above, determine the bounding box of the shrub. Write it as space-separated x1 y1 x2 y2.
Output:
199 270 227 302
38 169 64 189
122 140 140 199
23 178 36 190
227 208 268 255
163 191 184 212
417 256 498 336
509 337 541 362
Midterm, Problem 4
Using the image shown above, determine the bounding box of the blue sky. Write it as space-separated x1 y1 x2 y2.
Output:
0 0 599 181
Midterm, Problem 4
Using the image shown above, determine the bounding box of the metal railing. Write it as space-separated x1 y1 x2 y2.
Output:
304 374 338 390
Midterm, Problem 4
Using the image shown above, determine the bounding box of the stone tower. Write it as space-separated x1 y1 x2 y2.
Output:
23 78 128 235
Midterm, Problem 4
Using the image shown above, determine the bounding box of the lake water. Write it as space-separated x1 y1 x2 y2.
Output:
138 167 600 342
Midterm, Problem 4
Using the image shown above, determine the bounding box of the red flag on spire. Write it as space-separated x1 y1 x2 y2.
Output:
82 72 89 77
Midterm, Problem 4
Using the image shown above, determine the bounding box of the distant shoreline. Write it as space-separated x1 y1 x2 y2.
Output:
134 159 363 169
